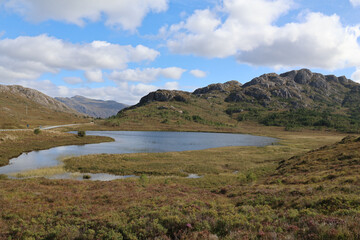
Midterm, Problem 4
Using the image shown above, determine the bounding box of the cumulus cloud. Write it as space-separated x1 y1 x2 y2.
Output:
350 0 360 7
164 81 179 90
85 69 103 83
109 67 186 83
2 0 168 31
0 34 159 83
190 69 207 78
165 0 360 73
167 0 293 58
20 79 159 105
63 77 83 85
351 68 360 83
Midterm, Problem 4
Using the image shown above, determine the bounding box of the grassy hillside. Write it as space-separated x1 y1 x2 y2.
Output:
105 69 360 133
0 86 90 129
105 94 239 132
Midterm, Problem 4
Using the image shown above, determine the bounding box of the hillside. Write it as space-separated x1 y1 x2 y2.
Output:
56 95 128 118
0 85 88 128
107 69 360 133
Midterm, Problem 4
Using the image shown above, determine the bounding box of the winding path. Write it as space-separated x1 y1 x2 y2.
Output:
0 123 87 132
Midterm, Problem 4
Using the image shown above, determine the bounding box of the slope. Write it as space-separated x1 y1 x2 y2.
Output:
0 85 88 128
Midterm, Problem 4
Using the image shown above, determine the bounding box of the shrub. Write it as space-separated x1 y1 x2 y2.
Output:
246 172 257 182
77 131 86 137
139 174 149 186
82 174 91 179
34 128 41 135
192 115 203 123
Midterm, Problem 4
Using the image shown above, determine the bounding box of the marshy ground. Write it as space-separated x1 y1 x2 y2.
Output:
1 125 359 239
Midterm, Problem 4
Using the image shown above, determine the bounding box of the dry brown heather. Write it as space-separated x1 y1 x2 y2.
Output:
2 122 359 239
0 130 113 167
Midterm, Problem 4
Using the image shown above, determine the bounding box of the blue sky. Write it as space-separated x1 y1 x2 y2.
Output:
0 0 360 104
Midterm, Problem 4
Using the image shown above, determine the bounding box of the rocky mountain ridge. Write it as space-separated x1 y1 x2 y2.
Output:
56 95 128 118
131 69 359 110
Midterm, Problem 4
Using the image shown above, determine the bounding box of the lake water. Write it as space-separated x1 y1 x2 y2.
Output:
0 131 277 178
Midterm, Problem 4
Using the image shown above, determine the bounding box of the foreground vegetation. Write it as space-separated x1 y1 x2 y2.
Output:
2 126 358 239
0 130 113 167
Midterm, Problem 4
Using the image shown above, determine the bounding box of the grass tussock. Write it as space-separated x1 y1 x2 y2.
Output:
10 165 67 178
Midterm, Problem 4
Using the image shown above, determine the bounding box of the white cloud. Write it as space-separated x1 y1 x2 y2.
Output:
167 0 293 58
238 13 360 70
165 0 360 71
63 77 83 84
109 67 186 83
20 79 159 105
350 0 360 7
2 0 168 31
0 34 159 83
164 81 179 90
351 68 360 82
190 69 207 78
85 69 103 83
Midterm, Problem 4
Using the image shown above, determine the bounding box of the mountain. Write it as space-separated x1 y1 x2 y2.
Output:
55 95 128 118
0 84 87 129
110 69 360 132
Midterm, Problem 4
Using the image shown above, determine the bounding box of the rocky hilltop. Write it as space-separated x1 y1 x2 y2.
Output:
56 95 128 118
113 69 360 133
131 69 358 110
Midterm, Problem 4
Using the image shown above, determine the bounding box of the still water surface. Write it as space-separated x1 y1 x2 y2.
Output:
0 131 277 175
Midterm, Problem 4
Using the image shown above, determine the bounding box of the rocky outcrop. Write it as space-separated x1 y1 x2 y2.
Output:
119 68 360 114
138 90 190 105
56 96 128 118
193 80 242 95
225 69 357 109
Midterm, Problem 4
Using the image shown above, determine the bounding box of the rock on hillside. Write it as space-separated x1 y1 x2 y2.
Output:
136 90 190 106
224 69 358 108
0 85 77 114
193 80 242 95
56 96 128 118
120 69 359 112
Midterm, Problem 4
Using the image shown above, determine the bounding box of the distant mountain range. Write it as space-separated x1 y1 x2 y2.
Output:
114 69 360 132
56 95 128 118
0 84 85 129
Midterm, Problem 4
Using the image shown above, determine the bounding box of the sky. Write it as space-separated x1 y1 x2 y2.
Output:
0 0 360 105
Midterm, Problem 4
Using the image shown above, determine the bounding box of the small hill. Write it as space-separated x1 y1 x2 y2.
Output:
56 96 128 118
108 69 360 132
0 85 88 129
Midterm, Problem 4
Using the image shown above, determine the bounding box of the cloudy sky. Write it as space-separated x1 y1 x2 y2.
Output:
0 0 360 104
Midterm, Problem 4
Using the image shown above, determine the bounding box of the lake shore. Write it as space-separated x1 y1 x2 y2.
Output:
0 129 114 168
2 124 358 239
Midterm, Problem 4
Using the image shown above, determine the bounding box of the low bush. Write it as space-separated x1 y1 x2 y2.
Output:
77 131 86 137
34 128 41 135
